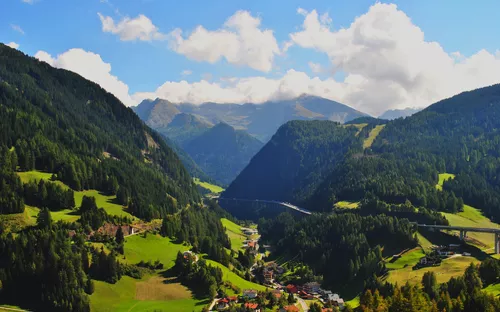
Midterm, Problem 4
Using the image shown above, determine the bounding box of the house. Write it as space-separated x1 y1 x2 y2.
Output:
286 284 298 294
299 291 314 299
322 309 334 312
279 305 299 312
304 282 321 293
264 270 274 283
217 298 229 310
270 289 282 299
243 289 258 299
244 302 260 312
183 251 199 262
243 228 258 235
326 293 344 309
227 296 238 303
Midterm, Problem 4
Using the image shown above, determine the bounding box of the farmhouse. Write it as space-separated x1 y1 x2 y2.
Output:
217 298 229 310
286 284 298 294
244 302 260 312
183 251 199 262
279 305 299 312
304 281 321 293
243 289 258 299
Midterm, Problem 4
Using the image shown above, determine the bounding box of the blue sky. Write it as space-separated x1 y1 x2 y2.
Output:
2 0 500 115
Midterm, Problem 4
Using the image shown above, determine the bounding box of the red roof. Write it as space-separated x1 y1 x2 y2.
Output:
228 296 238 301
248 241 256 248
286 284 298 293
219 298 229 303
245 303 258 309
284 306 299 312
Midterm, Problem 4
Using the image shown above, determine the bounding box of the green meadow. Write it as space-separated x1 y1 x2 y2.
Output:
194 178 225 194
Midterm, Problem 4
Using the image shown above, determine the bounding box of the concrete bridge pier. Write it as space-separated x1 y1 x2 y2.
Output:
459 230 467 241
495 234 500 254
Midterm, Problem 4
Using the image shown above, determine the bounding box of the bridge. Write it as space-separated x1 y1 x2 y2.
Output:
416 224 500 254
218 197 312 216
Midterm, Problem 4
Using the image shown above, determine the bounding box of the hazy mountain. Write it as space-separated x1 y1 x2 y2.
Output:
134 94 368 141
162 112 213 144
183 122 264 185
378 107 422 120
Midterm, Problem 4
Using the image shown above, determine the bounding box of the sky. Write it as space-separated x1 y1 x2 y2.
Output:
2 0 500 116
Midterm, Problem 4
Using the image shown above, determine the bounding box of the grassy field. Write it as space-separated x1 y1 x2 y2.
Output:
436 173 456 190
344 123 368 136
416 232 433 251
346 296 360 309
16 170 134 219
221 218 247 253
123 234 189 269
205 260 266 292
385 248 425 270
363 124 386 149
334 201 359 209
91 275 207 312
194 178 224 194
442 205 500 249
483 283 500 297
386 255 479 285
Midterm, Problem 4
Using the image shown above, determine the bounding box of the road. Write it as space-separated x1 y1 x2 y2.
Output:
296 296 308 311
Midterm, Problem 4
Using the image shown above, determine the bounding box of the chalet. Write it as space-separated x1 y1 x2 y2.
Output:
326 293 345 309
243 289 258 299
243 228 258 235
299 290 314 299
217 298 229 310
96 223 136 237
279 305 299 312
183 251 199 262
227 296 238 303
286 284 298 294
304 281 321 293
263 270 274 283
270 289 282 299
244 302 260 312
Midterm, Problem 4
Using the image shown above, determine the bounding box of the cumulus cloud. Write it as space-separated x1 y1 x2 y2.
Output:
98 13 166 41
11 24 25 35
168 10 280 72
131 69 350 106
6 42 20 49
35 49 134 106
287 4 500 115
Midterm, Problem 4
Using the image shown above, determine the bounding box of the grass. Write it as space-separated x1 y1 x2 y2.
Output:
194 178 224 194
334 201 359 209
16 170 134 220
416 232 433 251
385 248 425 270
442 205 500 249
346 296 360 308
0 208 35 233
436 173 456 191
483 283 500 297
221 218 247 253
205 260 266 292
90 275 207 312
386 255 479 285
363 124 385 149
123 234 189 269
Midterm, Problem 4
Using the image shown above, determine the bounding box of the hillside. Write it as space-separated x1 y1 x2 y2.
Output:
183 122 264 185
161 112 213 144
0 44 199 220
134 94 367 142
223 120 361 207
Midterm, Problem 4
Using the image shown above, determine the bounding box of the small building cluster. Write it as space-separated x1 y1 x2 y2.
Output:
260 263 285 284
284 283 345 310
183 250 199 262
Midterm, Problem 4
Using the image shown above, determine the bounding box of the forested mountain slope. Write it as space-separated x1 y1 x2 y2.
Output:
183 122 264 185
0 44 199 220
223 120 361 204
225 84 500 219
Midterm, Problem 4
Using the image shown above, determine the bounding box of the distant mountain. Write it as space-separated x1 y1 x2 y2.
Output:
344 116 388 125
223 120 360 204
183 122 264 185
134 94 368 141
162 112 213 144
378 107 421 120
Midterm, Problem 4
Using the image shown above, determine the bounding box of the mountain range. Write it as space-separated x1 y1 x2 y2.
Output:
378 107 422 120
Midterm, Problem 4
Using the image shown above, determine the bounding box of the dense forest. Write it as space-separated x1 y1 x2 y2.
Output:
224 120 361 204
0 43 200 220
259 212 417 289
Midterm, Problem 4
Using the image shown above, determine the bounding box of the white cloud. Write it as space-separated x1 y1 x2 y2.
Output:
35 49 134 106
6 42 20 49
21 0 34 3
11 24 25 35
181 70 192 76
131 69 351 106
287 4 500 115
98 13 166 41
308 62 324 74
168 10 280 72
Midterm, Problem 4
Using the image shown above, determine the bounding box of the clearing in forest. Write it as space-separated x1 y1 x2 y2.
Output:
363 124 385 149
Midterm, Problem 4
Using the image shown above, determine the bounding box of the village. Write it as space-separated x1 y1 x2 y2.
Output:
208 224 346 312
